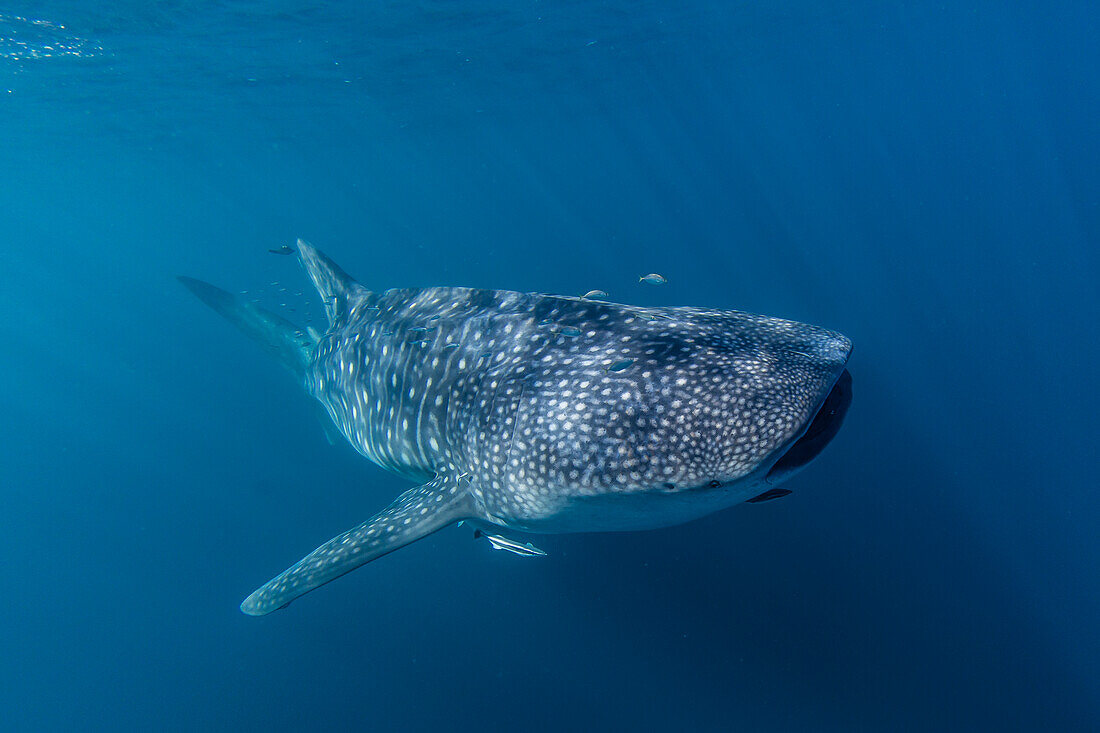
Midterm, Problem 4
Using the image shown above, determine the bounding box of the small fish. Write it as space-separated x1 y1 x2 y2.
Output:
556 326 582 337
581 290 609 299
746 488 793 503
268 245 294 256
639 273 667 285
474 529 547 557
408 326 436 333
443 343 461 349
608 358 635 372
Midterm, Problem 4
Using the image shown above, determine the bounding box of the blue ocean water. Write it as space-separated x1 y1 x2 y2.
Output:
2 2 1097 730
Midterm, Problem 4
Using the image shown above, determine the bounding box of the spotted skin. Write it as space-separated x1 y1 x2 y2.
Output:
182 240 852 615
312 284 850 530
240 474 473 615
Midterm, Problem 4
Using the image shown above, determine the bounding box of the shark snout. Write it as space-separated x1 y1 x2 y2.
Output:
765 366 853 485
820 332 853 369
747 324 852 486
795 329 852 370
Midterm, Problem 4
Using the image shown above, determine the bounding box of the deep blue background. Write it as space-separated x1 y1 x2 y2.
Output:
2 3 1097 731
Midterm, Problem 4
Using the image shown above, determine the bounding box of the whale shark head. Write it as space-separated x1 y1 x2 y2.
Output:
499 308 853 529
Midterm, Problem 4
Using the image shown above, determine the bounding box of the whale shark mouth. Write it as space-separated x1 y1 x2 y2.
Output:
766 369 852 483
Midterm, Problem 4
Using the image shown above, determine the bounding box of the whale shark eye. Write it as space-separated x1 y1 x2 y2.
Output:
708 480 722 488
662 482 676 490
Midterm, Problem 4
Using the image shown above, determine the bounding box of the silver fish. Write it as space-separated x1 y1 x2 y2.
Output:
474 529 547 557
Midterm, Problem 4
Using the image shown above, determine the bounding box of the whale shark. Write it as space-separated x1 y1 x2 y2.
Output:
180 240 852 615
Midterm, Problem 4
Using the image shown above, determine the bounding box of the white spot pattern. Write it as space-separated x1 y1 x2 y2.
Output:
308 285 851 528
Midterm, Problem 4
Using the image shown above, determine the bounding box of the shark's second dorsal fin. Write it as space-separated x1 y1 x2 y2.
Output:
296 238 365 325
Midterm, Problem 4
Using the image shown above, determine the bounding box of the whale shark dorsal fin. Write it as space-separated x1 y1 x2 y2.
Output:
295 238 365 325
240 474 474 616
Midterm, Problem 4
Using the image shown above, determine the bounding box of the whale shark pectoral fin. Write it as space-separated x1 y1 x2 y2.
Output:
240 474 473 616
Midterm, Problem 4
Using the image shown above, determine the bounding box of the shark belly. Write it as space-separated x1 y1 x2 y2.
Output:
501 481 767 533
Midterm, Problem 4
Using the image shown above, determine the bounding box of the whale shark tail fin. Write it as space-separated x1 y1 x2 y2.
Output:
295 238 365 326
177 276 316 379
